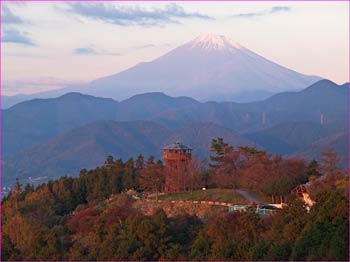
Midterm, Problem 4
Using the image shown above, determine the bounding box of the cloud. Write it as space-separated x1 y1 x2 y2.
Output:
66 3 212 26
74 47 97 55
2 29 34 46
73 47 120 56
3 77 83 96
271 6 291 13
131 42 174 51
2 6 23 24
134 44 157 49
234 6 291 18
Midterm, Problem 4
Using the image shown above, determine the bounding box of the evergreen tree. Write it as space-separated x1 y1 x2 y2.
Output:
138 156 164 200
105 155 114 166
123 158 135 190
136 154 145 170
209 138 233 168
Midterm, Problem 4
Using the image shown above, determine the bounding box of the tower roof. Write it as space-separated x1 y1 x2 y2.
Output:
164 141 192 150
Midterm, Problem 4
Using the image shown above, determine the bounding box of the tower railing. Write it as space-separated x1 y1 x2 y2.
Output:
163 151 191 161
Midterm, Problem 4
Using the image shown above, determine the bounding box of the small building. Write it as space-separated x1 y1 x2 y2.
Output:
163 141 192 192
228 204 277 216
255 205 277 216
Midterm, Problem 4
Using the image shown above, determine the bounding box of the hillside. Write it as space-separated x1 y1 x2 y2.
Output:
247 121 347 155
2 145 348 261
293 132 349 167
164 122 256 158
152 80 348 132
2 93 119 156
2 121 253 186
115 92 200 121
261 80 348 124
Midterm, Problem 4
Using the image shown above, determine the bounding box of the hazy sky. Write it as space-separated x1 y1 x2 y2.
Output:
1 1 349 95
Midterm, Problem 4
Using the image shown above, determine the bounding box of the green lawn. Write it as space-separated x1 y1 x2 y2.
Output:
154 188 248 204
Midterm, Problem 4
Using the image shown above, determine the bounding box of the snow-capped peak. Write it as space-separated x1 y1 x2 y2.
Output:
189 34 243 51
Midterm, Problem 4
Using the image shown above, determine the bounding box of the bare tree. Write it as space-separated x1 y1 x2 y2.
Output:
138 157 164 200
186 156 206 194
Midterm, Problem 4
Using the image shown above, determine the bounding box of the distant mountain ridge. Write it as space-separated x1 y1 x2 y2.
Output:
2 93 119 156
3 79 347 156
2 79 348 187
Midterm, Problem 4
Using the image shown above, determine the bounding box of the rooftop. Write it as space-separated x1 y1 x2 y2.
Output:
164 141 192 150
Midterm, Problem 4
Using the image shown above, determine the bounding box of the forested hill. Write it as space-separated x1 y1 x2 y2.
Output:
2 143 348 261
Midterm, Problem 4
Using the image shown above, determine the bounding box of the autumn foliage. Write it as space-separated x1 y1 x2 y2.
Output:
1 143 348 261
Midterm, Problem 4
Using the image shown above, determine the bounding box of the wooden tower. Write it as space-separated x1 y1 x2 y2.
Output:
163 141 192 192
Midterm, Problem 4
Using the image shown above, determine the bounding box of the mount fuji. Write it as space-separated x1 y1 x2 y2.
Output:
3 34 322 108
84 34 321 102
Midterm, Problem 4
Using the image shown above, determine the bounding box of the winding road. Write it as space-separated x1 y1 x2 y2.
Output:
236 189 264 204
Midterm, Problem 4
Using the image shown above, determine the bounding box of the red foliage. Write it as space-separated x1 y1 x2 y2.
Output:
67 207 100 234
103 200 135 225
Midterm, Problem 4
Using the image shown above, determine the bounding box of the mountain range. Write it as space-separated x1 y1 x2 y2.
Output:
2 34 321 109
2 79 348 187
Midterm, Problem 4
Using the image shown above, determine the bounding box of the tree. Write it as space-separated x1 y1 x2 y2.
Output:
134 154 145 190
319 148 342 189
2 213 36 257
37 228 64 260
123 158 135 190
52 178 72 214
240 151 270 190
1 234 21 260
135 154 145 170
213 150 243 189
306 160 321 178
104 155 114 166
186 156 206 193
260 157 307 203
190 230 212 260
21 183 34 201
311 148 342 193
12 178 22 210
138 156 164 200
72 178 86 207
204 212 263 260
290 190 349 261
209 138 233 168
319 147 341 176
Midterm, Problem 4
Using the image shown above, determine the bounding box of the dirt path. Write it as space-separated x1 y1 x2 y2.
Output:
236 189 264 204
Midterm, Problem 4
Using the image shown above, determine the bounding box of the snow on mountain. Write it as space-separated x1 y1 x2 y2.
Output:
189 34 243 52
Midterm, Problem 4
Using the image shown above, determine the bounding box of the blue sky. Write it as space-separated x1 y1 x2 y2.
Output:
1 1 349 95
